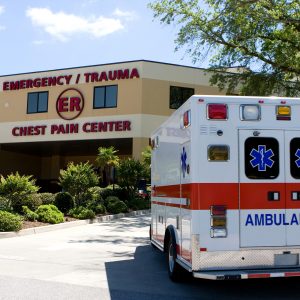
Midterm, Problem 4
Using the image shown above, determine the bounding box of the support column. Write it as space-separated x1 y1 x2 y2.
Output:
50 155 61 179
132 137 149 160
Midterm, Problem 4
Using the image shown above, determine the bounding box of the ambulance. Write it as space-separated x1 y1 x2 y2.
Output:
150 95 300 280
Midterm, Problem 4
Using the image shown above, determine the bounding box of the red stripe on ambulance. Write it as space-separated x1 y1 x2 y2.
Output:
153 182 300 210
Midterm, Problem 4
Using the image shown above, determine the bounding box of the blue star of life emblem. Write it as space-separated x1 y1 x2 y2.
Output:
295 149 300 168
181 147 187 178
250 145 274 171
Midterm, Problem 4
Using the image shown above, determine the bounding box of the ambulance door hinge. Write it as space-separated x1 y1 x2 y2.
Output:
292 191 300 201
176 216 180 229
268 191 280 201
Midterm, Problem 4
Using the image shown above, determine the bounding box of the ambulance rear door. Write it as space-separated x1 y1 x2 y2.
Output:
285 130 300 246
239 129 286 247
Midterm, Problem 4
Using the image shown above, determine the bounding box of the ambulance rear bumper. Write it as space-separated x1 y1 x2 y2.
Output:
192 267 300 280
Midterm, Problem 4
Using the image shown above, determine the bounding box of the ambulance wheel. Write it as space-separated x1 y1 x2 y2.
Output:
167 236 183 281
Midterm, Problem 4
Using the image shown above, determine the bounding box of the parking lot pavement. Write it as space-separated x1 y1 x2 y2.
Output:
0 214 151 300
0 214 300 300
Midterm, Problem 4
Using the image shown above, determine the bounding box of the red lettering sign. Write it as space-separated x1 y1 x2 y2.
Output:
56 88 84 120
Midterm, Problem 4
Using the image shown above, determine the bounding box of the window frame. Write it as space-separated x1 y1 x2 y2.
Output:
93 85 118 109
169 85 194 110
27 91 49 114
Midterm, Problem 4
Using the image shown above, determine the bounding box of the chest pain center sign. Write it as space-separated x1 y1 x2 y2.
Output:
11 88 132 137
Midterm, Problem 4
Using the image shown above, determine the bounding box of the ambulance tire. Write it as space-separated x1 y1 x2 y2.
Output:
166 234 183 282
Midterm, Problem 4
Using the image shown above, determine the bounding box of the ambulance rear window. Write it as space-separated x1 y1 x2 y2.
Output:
245 137 279 179
290 138 300 179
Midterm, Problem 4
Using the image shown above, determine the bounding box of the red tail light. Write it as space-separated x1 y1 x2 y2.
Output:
211 205 226 216
210 205 227 238
207 104 227 120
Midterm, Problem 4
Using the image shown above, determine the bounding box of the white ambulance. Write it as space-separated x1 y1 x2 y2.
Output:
150 95 300 280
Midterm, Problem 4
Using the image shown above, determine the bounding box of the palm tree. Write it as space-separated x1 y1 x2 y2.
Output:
95 146 119 187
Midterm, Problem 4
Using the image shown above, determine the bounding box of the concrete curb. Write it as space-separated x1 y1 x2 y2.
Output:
0 209 150 239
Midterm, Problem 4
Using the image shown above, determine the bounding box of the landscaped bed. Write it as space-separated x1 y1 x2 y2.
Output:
0 156 150 232
22 216 79 230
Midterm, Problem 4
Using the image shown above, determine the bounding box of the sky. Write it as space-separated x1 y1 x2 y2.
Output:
0 0 207 76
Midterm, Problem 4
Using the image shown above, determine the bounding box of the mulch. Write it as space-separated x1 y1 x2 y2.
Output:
22 216 79 230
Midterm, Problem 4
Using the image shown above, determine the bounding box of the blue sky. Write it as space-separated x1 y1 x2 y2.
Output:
0 0 207 76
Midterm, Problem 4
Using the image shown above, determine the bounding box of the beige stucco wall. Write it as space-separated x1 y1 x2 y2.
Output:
0 60 227 182
0 60 224 123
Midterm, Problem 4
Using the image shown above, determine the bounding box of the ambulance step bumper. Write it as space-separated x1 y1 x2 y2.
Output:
192 268 300 280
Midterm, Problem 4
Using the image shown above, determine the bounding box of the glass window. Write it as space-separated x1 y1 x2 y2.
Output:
27 92 48 114
245 137 279 179
94 85 118 109
290 138 300 179
170 86 194 109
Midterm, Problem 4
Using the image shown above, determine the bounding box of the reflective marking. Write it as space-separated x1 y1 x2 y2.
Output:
181 147 187 178
151 196 188 206
250 145 274 171
295 149 300 168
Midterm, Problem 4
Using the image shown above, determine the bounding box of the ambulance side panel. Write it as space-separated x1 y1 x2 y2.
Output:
151 101 191 252
191 100 239 252
152 95 300 275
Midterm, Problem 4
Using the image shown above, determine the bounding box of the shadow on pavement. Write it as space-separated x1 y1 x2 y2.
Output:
105 244 300 300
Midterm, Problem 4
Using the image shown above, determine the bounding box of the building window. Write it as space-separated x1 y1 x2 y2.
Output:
170 86 194 109
27 92 48 114
93 85 118 109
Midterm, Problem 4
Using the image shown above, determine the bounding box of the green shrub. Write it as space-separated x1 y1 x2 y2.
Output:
0 196 12 212
35 204 64 224
93 204 106 215
116 159 146 193
0 211 22 232
127 195 150 210
22 206 39 221
40 193 56 205
106 197 128 214
100 188 117 201
9 193 42 214
24 193 42 211
77 208 95 220
82 186 103 207
0 172 39 214
68 206 95 219
59 162 99 206
55 192 74 214
87 186 103 201
104 196 120 207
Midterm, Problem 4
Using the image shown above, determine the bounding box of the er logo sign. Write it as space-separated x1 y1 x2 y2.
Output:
56 88 84 120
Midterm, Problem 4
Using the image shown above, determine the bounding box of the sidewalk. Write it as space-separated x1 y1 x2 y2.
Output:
0 209 150 239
